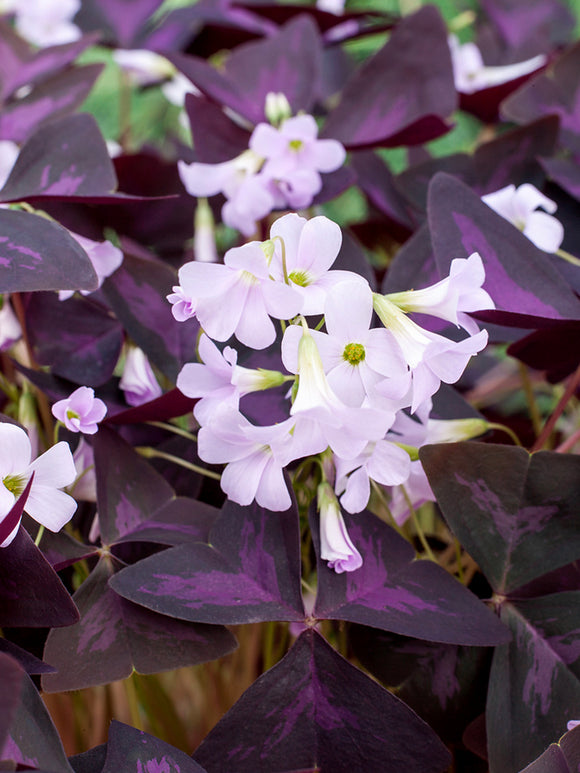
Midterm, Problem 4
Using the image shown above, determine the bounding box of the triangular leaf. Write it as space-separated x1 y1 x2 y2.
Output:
102 721 206 773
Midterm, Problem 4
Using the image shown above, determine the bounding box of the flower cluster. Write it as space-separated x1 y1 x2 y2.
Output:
178 102 346 236
171 212 494 571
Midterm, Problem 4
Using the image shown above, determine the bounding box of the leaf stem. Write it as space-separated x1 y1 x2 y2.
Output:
146 421 198 443
401 485 436 562
135 446 221 480
532 365 580 452
555 248 580 267
518 362 543 439
485 422 522 446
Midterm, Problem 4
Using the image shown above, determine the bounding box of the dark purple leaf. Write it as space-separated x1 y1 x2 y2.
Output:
0 654 24 752
541 155 580 203
0 64 103 144
381 222 439 293
185 93 250 164
427 173 580 323
520 743 574 773
69 744 107 773
27 292 123 386
110 497 305 625
0 114 117 203
114 497 219 548
502 42 580 155
168 15 322 125
194 629 452 773
420 443 580 594
235 1 395 35
102 721 206 773
312 509 510 646
105 387 197 424
311 164 356 206
333 228 375 290
507 320 580 382
102 252 197 382
0 474 31 547
0 209 97 294
0 528 79 628
351 150 415 237
323 6 456 149
42 556 237 692
0 22 97 103
487 600 580 772
2 670 74 772
459 68 546 124
0 640 56 676
479 0 575 58
93 426 177 545
77 0 164 46
396 117 559 213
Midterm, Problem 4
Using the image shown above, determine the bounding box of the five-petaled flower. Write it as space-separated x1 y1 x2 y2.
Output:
52 386 107 435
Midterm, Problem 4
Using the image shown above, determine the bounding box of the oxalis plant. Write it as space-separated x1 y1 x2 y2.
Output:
0 0 580 771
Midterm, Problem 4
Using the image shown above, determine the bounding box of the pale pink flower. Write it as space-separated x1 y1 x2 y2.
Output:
269 213 356 315
176 241 302 349
449 35 546 94
250 115 345 208
481 184 564 253
59 234 123 301
119 347 162 406
385 253 494 335
0 296 21 351
317 481 362 573
282 323 394 459
52 386 107 435
567 720 580 731
72 438 97 502
0 422 77 547
335 440 411 514
167 285 196 322
0 140 19 190
10 0 81 47
198 408 298 511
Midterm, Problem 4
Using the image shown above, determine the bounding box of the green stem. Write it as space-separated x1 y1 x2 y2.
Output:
136 447 221 480
401 486 436 562
125 673 144 731
370 480 407 539
263 622 277 672
34 525 45 547
555 248 580 267
53 421 62 447
518 362 543 439
485 422 522 446
146 421 198 443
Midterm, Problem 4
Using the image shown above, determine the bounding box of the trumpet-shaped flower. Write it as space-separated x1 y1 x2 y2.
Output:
119 347 162 406
385 253 494 335
0 296 22 351
481 183 564 253
449 35 546 94
52 386 107 434
0 422 77 547
317 481 362 573
177 334 286 424
269 213 356 315
175 241 302 349
282 323 394 459
59 234 123 301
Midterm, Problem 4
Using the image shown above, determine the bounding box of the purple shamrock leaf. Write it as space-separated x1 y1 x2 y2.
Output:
2 668 74 772
427 173 580 325
0 64 103 144
110 496 305 625
193 629 452 773
420 442 580 595
27 292 123 387
76 0 165 47
0 209 97 294
102 721 206 773
502 41 580 156
102 252 198 382
0 639 56 676
168 15 322 125
323 6 456 149
0 527 79 629
312 509 510 646
0 114 117 203
0 653 24 752
519 724 580 772
487 598 580 772
41 556 237 692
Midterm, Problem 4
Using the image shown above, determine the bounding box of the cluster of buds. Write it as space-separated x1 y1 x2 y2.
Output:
170 211 494 571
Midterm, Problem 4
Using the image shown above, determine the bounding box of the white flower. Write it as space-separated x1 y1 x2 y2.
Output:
59 234 123 301
0 296 21 351
11 0 81 47
119 347 162 407
52 386 107 434
317 481 362 573
0 423 77 547
481 183 564 253
0 140 19 190
449 35 546 94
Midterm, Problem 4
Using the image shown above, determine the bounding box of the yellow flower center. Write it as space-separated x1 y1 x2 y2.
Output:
289 139 303 152
289 270 310 287
343 342 365 365
2 473 25 497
